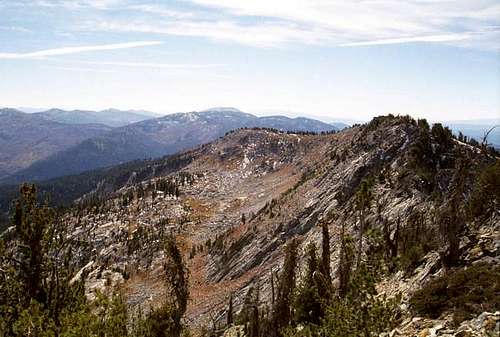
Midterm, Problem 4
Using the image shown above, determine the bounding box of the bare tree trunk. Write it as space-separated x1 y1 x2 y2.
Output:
356 209 364 267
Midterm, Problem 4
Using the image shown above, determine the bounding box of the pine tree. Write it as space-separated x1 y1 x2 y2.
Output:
337 224 354 298
249 286 260 337
458 131 464 142
318 221 332 301
438 158 468 268
294 243 321 324
469 160 500 222
138 236 189 337
164 236 189 337
241 286 260 337
0 184 88 336
227 292 234 327
270 269 276 306
11 184 52 304
355 179 373 267
272 239 298 336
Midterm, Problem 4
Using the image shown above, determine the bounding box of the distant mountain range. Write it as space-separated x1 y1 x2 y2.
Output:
0 108 111 180
33 108 160 127
2 107 495 186
0 107 337 184
442 119 500 148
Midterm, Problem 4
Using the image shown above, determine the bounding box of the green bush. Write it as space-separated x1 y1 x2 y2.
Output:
410 263 500 325
397 210 438 272
469 160 500 221
285 262 400 337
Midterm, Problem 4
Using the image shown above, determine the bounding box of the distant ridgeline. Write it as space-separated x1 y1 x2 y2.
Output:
444 121 500 149
0 108 338 185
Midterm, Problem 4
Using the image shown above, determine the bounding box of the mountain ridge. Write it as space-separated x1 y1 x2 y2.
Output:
33 108 159 127
2 108 337 184
0 108 112 180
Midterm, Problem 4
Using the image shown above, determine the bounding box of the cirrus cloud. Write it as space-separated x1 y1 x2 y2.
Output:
183 0 500 49
4 0 500 50
0 41 163 59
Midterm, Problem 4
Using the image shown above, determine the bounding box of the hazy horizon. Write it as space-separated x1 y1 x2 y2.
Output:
3 105 500 127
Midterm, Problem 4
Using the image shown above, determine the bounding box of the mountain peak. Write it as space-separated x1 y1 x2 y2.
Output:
100 108 121 113
200 107 243 114
0 108 25 117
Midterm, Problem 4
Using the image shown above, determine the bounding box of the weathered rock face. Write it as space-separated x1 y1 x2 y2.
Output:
383 310 500 337
47 116 498 335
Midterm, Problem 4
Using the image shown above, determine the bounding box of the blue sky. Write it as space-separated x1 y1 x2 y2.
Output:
0 0 499 121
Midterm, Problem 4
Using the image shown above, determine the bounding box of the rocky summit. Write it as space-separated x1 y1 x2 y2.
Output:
1 115 499 337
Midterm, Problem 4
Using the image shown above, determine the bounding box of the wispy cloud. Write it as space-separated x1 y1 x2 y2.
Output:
0 41 163 59
176 0 500 49
6 0 500 49
28 0 123 10
339 33 473 47
127 4 196 19
66 60 224 69
90 20 332 48
0 25 32 33
41 65 121 73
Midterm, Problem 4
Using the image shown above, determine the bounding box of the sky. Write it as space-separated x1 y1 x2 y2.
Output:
0 0 499 121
